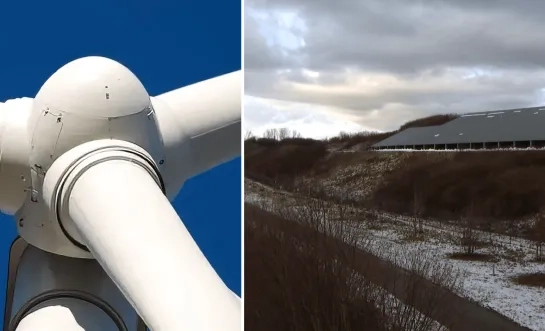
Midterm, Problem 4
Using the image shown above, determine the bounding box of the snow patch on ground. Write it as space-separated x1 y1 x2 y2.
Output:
361 226 545 331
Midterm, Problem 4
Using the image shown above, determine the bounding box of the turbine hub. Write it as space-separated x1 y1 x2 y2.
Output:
10 56 167 258
28 56 165 173
33 56 150 119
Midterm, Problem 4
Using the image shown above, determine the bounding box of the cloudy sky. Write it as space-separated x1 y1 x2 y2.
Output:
244 0 545 138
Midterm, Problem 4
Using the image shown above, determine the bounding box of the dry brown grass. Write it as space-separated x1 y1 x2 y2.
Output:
399 114 459 131
447 252 496 262
511 273 545 287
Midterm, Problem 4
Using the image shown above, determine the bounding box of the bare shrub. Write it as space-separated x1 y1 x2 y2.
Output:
460 203 480 255
382 247 464 331
412 186 425 236
246 191 464 330
363 209 380 228
245 204 387 331
530 212 545 261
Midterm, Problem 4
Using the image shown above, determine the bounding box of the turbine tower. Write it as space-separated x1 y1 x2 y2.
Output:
0 56 241 331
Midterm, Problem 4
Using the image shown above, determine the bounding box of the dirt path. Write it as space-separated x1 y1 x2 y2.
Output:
246 204 530 331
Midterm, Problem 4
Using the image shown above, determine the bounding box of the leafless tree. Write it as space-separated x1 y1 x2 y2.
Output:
278 127 289 140
278 127 303 139
244 130 255 140
339 131 351 140
290 129 302 138
263 128 279 140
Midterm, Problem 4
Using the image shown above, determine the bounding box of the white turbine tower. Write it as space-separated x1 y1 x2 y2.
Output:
0 56 241 331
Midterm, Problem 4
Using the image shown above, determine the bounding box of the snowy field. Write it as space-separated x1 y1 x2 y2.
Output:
245 179 545 331
362 226 545 331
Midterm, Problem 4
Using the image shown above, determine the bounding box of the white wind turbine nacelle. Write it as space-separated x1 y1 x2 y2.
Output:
0 56 241 331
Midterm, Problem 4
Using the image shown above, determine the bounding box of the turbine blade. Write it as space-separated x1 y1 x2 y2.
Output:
65 158 241 331
154 71 241 180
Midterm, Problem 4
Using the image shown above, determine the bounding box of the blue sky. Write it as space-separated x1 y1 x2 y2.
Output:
0 0 241 319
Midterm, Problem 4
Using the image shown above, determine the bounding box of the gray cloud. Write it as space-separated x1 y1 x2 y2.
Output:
244 12 289 71
244 0 545 135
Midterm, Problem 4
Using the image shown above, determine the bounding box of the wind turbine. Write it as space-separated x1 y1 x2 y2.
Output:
0 56 241 331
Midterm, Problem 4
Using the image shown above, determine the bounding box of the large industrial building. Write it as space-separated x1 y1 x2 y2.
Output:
371 106 545 150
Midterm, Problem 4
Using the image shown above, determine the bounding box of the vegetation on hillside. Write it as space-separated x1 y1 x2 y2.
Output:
244 114 545 237
372 151 545 222
399 114 459 131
